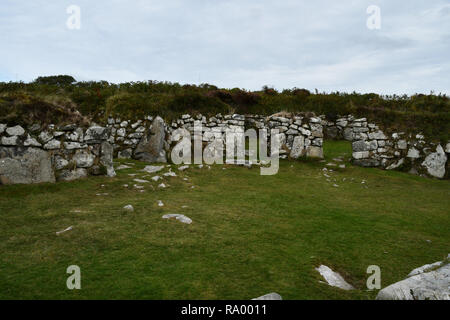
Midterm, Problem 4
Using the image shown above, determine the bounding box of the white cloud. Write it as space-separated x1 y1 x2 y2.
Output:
0 0 448 94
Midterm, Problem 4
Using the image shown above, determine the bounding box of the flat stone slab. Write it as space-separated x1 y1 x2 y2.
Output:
376 255 450 300
315 265 355 290
142 165 165 174
252 292 282 300
162 214 192 224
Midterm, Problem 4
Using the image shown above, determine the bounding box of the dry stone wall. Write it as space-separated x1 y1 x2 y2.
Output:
325 115 449 179
0 123 115 184
107 113 325 163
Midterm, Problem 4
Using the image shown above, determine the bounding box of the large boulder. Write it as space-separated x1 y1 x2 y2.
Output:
0 147 55 184
134 116 167 163
421 145 447 178
376 256 450 300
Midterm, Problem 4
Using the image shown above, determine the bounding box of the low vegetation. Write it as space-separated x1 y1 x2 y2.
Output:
0 76 449 142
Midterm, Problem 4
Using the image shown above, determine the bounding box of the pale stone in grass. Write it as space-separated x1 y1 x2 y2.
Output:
163 171 177 177
376 256 450 300
158 200 164 207
133 178 149 183
178 165 190 171
162 214 192 224
116 165 132 170
142 165 164 174
252 293 282 300
158 183 166 188
151 176 161 181
123 205 134 212
56 226 73 235
315 265 355 290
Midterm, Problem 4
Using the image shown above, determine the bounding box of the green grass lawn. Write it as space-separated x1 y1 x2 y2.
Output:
0 141 449 299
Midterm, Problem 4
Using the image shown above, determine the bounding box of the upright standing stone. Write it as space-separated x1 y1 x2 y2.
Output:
134 116 167 163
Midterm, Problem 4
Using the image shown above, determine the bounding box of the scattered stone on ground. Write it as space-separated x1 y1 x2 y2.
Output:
163 171 177 177
158 183 166 188
133 184 144 189
252 292 282 300
178 165 190 171
96 193 109 196
122 184 128 187
315 265 355 290
339 164 346 169
56 226 73 235
162 213 192 224
133 178 149 183
151 176 161 181
376 254 450 300
158 200 164 207
142 165 165 174
116 165 132 170
123 205 134 212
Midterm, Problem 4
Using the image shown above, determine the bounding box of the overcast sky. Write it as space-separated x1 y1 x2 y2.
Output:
0 0 449 94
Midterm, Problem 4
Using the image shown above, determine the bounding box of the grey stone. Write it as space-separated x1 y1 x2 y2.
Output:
290 136 305 159
0 147 55 184
445 142 450 153
63 142 85 150
162 214 192 224
54 156 69 170
100 141 116 177
397 140 407 150
84 126 109 144
0 124 6 134
142 165 165 174
343 128 354 141
352 140 369 152
24 135 42 147
369 131 387 140
39 131 53 143
376 261 449 300
73 150 95 168
118 148 133 159
316 265 354 290
6 125 25 136
58 168 88 181
43 139 61 150
123 205 134 212
421 145 447 178
1 136 20 146
386 158 404 170
66 128 83 142
407 147 420 159
134 116 167 163
352 151 369 159
252 293 282 300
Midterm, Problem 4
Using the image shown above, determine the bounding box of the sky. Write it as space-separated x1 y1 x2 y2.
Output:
0 0 449 94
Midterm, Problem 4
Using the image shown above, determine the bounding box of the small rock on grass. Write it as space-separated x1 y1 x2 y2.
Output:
252 292 282 300
56 226 73 235
158 183 166 188
158 200 164 207
178 165 189 171
123 205 134 212
315 265 354 290
162 214 192 224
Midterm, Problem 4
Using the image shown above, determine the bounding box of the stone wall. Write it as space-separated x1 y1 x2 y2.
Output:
325 115 449 179
0 123 115 184
107 113 325 163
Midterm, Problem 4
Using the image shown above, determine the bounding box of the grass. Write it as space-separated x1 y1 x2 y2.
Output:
0 141 449 299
